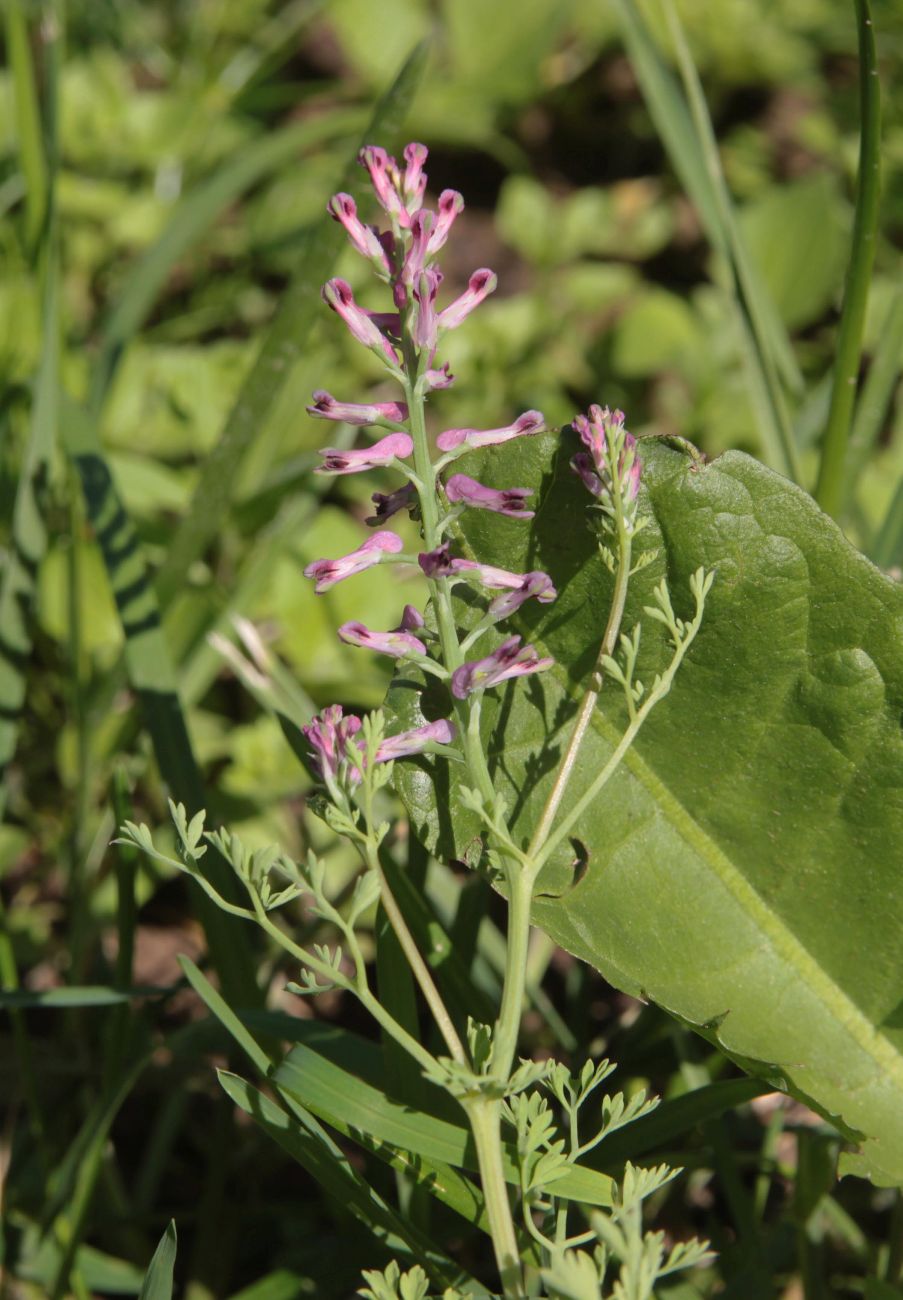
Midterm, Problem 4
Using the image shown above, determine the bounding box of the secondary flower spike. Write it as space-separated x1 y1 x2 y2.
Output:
307 391 408 427
304 531 403 593
445 474 535 518
572 404 641 504
315 432 413 476
451 637 553 699
338 620 427 659
302 704 363 780
437 410 545 453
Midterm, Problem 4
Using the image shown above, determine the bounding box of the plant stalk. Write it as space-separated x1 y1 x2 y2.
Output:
466 1099 526 1299
815 0 882 517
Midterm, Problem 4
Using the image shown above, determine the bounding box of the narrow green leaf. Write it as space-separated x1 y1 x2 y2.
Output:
138 1222 177 1300
0 985 171 1008
153 40 429 610
4 0 47 247
611 0 802 479
62 405 260 1008
872 477 903 570
274 1042 615 1207
218 1072 468 1287
178 955 271 1075
815 0 883 518
849 285 903 487
392 435 903 1187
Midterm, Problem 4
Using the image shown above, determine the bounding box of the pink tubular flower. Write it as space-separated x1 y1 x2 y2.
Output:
358 146 405 223
326 194 391 273
436 410 545 454
425 362 455 390
394 604 425 633
451 637 553 699
304 531 403 593
427 190 464 255
376 718 456 761
303 704 363 780
366 483 417 525
402 209 435 285
322 279 399 365
401 142 429 209
445 473 535 519
315 432 413 476
412 267 442 353
488 572 558 620
338 620 427 659
438 268 497 330
307 390 408 427
418 546 556 603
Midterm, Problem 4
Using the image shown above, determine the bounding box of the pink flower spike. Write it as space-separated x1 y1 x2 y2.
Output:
412 267 442 353
488 572 557 620
338 621 427 659
359 145 405 222
326 193 390 273
451 636 553 699
304 531 403 593
307 390 408 427
376 718 457 762
303 704 363 780
438 268 497 330
427 190 464 255
322 279 400 365
445 473 535 519
366 483 417 525
402 142 429 209
315 432 414 476
436 409 545 453
573 406 641 503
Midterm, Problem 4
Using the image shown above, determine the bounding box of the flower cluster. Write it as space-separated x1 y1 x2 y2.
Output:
302 704 456 789
300 142 644 781
570 404 641 534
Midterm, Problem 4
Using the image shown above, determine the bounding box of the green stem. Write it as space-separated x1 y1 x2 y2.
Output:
491 870 534 1082
526 526 632 862
815 0 882 518
368 843 468 1065
466 1099 526 1299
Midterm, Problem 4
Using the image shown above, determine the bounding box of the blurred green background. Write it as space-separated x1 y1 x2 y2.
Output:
3 0 903 1295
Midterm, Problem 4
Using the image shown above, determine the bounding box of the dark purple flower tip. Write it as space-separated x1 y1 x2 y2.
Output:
394 604 425 633
451 636 554 699
570 450 603 498
445 473 535 519
418 543 453 578
366 483 417 526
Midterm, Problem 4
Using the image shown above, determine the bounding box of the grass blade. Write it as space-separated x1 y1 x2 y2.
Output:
152 39 430 609
138 1222 177 1300
612 0 803 479
848 284 903 489
871 476 903 569
4 0 47 249
63 405 260 1007
815 0 882 517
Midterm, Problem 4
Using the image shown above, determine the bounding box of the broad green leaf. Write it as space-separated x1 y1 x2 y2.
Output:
138 1222 177 1300
389 436 903 1187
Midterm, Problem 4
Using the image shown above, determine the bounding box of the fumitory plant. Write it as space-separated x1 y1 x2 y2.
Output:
121 142 716 1297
